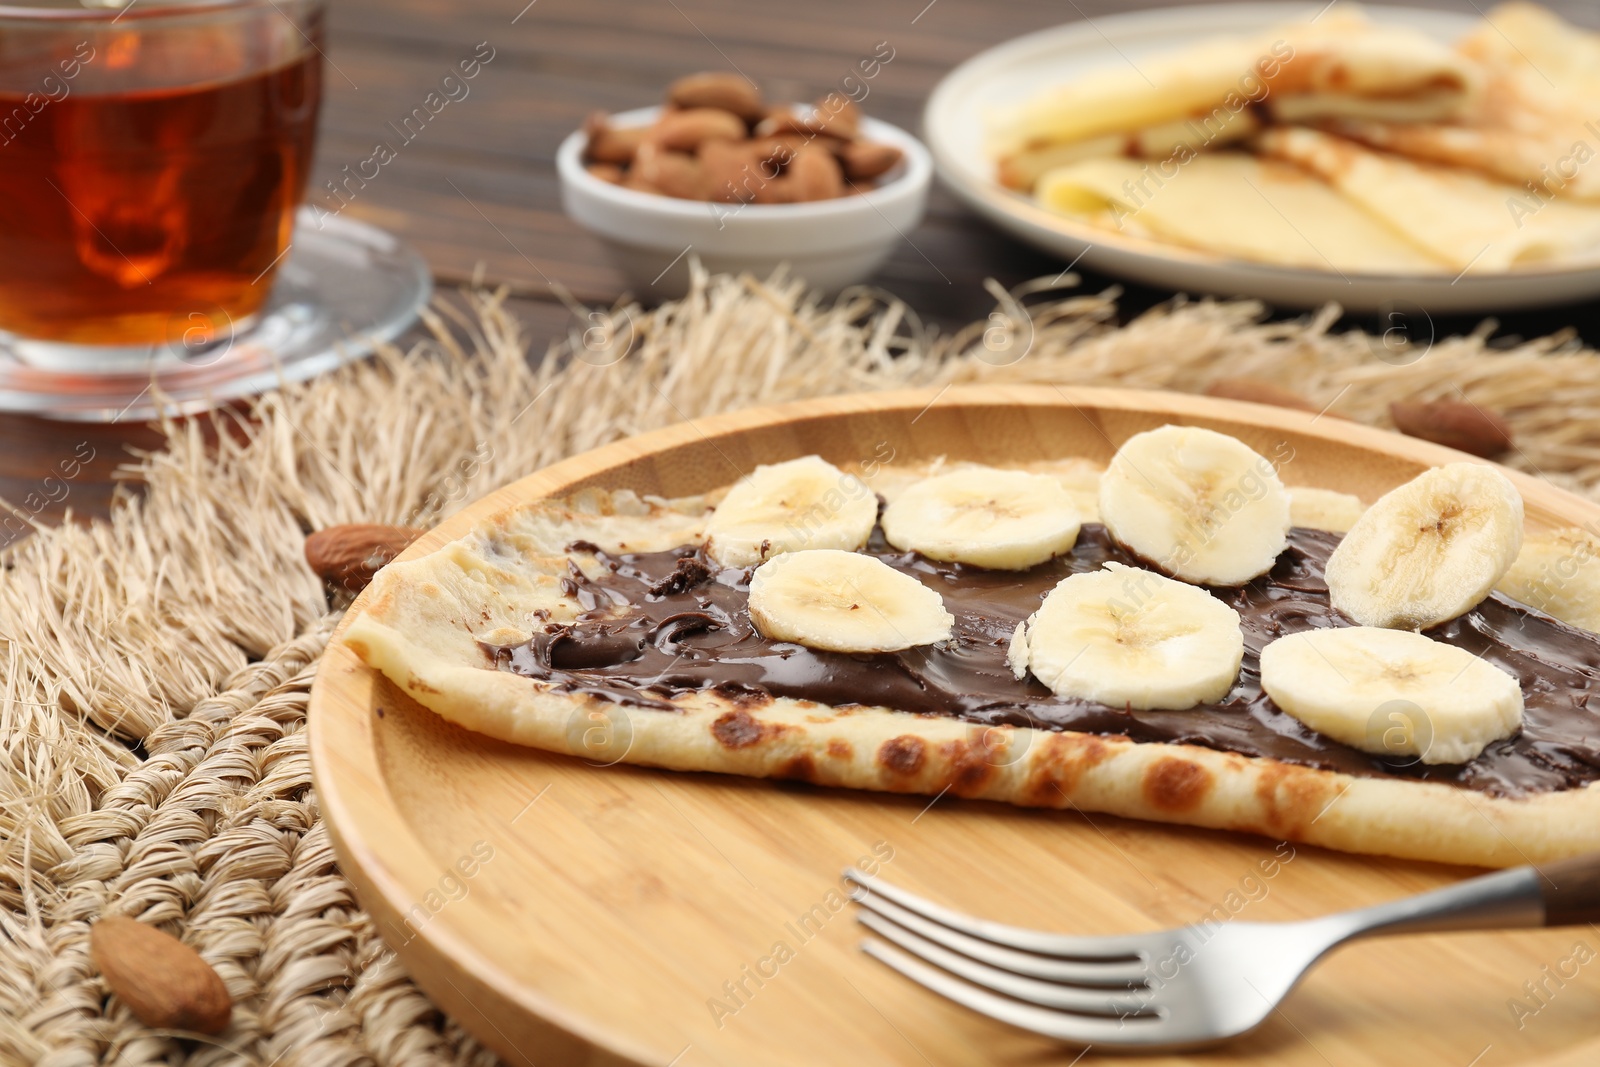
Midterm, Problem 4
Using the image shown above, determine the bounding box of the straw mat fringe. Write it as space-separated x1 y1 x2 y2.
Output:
3 267 1598 1066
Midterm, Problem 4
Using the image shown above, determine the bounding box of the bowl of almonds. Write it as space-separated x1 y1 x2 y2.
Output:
558 72 931 299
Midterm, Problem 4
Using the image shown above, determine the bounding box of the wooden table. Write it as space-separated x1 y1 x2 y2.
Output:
8 0 1600 533
312 0 1600 339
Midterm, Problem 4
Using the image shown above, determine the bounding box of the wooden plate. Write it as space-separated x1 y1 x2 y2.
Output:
308 386 1600 1067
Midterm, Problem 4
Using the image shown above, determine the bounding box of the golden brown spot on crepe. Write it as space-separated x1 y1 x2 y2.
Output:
778 755 817 782
1144 757 1212 812
938 737 996 796
878 736 927 777
1253 762 1338 838
827 738 853 760
1023 734 1116 805
407 673 441 696
711 709 766 749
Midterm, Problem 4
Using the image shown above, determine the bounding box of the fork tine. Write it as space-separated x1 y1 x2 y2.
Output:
853 886 1149 986
844 867 1159 960
858 912 1156 1015
861 939 1167 1046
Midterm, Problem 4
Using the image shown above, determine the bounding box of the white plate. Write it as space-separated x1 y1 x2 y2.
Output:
923 1 1600 312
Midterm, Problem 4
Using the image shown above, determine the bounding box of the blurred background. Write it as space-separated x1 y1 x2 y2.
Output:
310 0 1600 344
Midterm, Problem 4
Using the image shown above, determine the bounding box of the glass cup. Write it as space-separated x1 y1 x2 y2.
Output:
0 0 324 370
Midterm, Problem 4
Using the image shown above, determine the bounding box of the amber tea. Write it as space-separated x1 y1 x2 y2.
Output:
0 0 324 355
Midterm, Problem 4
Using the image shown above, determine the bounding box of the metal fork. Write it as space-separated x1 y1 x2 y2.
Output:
844 853 1600 1050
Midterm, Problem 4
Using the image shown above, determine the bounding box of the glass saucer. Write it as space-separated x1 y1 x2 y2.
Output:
0 210 431 422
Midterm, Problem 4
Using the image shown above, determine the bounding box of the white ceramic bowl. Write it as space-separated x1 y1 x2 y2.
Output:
558 106 932 300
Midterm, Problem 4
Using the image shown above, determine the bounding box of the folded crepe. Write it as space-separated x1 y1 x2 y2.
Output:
1255 127 1600 271
1035 151 1444 273
990 6 1481 184
1318 4 1600 201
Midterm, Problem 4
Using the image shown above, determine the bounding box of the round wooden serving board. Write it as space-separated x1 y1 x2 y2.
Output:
309 386 1600 1067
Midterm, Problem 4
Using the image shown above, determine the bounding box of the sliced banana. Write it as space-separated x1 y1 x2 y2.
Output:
1006 618 1030 680
1325 463 1524 630
881 468 1083 570
1288 486 1367 533
747 549 953 653
1019 562 1244 710
705 455 878 568
1497 526 1600 634
1259 626 1523 764
1098 425 1291 586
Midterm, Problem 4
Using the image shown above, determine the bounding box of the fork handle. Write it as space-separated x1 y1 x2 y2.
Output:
1329 852 1600 944
1537 853 1600 925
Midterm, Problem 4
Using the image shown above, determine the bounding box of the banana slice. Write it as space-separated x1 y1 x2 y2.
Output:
1259 626 1523 764
1325 463 1524 630
1497 527 1600 634
881 468 1083 570
747 549 953 653
1288 486 1367 533
1007 618 1030 680
705 456 878 568
1019 562 1244 710
1098 426 1291 586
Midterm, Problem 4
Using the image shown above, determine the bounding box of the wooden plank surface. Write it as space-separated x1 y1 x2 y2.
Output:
314 0 1600 338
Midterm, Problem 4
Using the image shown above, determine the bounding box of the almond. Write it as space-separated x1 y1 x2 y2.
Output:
583 114 647 166
1390 399 1513 458
634 142 704 199
700 139 758 202
1205 377 1318 413
90 916 231 1034
667 72 765 122
840 140 903 182
753 109 848 144
788 144 845 201
654 107 746 152
304 524 425 592
586 162 624 184
811 95 861 139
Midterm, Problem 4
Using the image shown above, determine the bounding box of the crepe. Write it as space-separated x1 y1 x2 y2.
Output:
1255 126 1600 271
341 467 1600 870
1317 4 1600 201
990 7 1480 167
1035 151 1445 272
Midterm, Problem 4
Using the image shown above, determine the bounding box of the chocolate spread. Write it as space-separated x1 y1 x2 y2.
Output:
483 526 1600 798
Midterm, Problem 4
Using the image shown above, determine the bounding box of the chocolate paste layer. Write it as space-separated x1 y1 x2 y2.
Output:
484 526 1600 798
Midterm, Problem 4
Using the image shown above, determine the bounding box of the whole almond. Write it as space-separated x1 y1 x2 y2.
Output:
752 175 800 204
754 109 847 144
304 524 425 592
752 133 807 163
654 107 746 152
667 72 764 122
812 95 861 139
1205 377 1318 413
700 139 757 202
90 917 232 1034
1390 399 1513 457
840 140 903 182
586 162 624 184
788 145 845 201
583 114 647 166
634 142 704 199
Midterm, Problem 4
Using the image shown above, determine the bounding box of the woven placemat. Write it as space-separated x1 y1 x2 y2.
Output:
6 267 1600 1066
